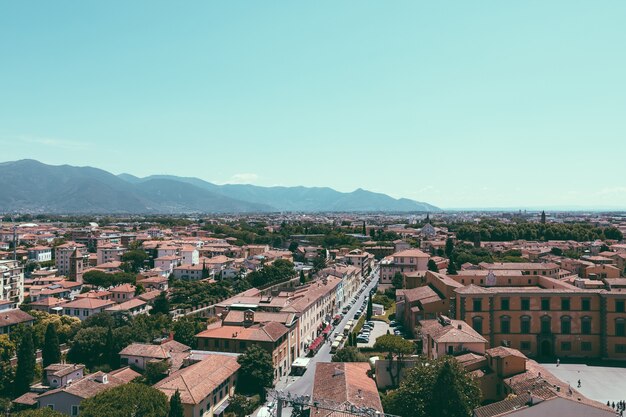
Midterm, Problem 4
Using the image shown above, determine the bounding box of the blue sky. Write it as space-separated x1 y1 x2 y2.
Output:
1 1 625 209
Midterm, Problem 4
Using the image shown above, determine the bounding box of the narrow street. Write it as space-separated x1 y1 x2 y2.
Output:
264 268 380 416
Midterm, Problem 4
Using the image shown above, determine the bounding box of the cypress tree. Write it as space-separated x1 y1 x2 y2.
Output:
169 389 184 417
366 294 373 320
15 329 35 396
447 260 458 275
42 323 61 367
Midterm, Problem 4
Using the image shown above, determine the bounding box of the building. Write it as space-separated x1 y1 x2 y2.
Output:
0 259 24 305
110 284 136 303
55 242 88 278
379 248 430 286
311 362 383 417
119 339 190 370
96 244 126 265
27 246 52 263
154 354 239 417
420 315 488 358
62 298 115 321
36 367 140 415
196 315 291 379
0 302 35 334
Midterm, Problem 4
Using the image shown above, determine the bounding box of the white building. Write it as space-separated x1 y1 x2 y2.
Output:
0 260 24 305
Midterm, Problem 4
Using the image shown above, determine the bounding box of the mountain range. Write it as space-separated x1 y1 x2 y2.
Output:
0 160 440 214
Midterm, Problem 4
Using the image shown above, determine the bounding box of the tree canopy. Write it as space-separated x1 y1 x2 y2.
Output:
83 270 137 288
383 356 481 417
237 345 275 398
331 346 367 362
42 322 61 367
79 383 168 417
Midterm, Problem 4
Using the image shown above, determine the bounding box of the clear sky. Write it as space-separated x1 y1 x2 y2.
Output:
1 1 625 209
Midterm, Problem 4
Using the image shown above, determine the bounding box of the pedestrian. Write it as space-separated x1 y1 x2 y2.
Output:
556 358 560 366
577 379 581 388
613 402 616 409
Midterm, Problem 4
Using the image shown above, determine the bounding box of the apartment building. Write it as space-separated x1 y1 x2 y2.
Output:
55 242 88 278
0 259 24 305
27 246 52 263
379 248 430 285
96 244 126 265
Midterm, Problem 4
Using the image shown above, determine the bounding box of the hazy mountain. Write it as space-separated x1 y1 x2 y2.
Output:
0 160 440 213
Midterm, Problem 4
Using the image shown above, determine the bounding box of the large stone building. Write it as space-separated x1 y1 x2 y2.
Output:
0 259 24 305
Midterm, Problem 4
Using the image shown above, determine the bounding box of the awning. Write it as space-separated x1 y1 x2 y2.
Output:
322 325 332 335
309 335 325 351
213 399 230 415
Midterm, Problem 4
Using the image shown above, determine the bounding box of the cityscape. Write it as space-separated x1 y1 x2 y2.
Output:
2 2 626 417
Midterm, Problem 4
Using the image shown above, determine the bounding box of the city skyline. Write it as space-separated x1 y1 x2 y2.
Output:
1 1 626 209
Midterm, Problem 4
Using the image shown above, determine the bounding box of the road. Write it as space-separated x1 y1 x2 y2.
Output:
276 268 380 399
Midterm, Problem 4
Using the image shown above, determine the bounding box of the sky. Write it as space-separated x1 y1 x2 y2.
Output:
1 1 625 210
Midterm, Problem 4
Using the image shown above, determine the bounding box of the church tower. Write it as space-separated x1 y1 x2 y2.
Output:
69 248 85 283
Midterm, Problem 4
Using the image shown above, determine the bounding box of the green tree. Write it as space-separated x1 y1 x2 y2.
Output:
288 241 299 253
15 409 67 417
145 360 169 384
80 383 167 417
15 328 36 396
42 323 61 367
151 291 170 315
331 346 367 362
121 250 148 273
225 394 255 417
169 389 184 417
373 335 414 388
299 270 306 285
105 326 117 369
392 272 404 290
0 334 16 395
427 259 439 272
384 356 480 417
237 345 275 398
446 260 457 275
172 317 199 348
445 238 455 258
366 294 373 320
67 327 109 368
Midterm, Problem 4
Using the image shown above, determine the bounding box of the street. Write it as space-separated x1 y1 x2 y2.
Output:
263 268 380 416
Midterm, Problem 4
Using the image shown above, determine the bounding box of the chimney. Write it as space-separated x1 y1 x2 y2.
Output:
457 324 462 330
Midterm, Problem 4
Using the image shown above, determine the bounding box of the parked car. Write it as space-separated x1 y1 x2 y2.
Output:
389 320 398 327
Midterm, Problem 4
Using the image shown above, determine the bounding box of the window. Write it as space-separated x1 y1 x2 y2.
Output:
541 298 550 311
71 405 79 416
521 298 530 311
520 341 531 351
582 298 591 311
472 316 483 334
617 300 625 313
501 298 510 311
581 341 592 352
541 316 551 333
520 316 531 334
616 344 626 354
561 316 571 335
561 298 570 311
500 316 511 334
616 319 625 337
473 299 482 312
581 317 592 335
561 341 572 351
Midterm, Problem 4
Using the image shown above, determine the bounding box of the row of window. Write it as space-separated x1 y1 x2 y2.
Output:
473 298 626 312
471 315 615 335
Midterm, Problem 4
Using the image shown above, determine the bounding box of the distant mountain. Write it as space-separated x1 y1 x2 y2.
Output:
0 160 440 213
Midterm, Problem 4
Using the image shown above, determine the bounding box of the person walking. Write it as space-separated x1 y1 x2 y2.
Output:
556 358 560 366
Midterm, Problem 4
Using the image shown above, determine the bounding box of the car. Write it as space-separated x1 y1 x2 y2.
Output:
366 321 375 326
356 336 369 343
389 320 398 327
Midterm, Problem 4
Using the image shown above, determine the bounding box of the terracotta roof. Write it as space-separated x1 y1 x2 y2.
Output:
119 340 190 359
105 298 147 312
38 367 140 400
45 363 85 378
486 346 527 359
196 322 289 343
420 318 487 344
0 309 35 327
312 362 383 417
392 248 430 258
62 298 115 309
154 354 240 404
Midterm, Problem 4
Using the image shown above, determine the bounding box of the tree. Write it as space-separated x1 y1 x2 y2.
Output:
237 345 275 398
80 383 167 417
15 328 36 396
0 334 16 395
299 270 306 285
151 291 170 315
332 346 367 362
67 327 109 368
362 221 367 235
427 259 439 272
42 323 61 367
384 356 481 417
366 294 373 320
392 272 404 290
105 326 117 369
121 250 148 273
226 394 255 417
445 238 454 258
145 360 170 384
373 335 414 388
446 260 457 275
15 410 67 417
550 247 563 256
288 241 299 253
172 317 199 348
169 389 184 417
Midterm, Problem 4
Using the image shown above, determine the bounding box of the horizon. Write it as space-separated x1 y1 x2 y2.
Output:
1 2 626 209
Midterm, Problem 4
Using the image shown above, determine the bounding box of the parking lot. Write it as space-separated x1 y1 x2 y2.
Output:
356 320 390 348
